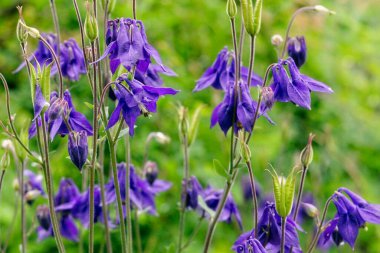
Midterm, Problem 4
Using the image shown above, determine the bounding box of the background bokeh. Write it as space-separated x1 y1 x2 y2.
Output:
1 0 380 252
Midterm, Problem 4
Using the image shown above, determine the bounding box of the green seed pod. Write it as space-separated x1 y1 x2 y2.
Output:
101 0 116 13
0 152 11 170
241 0 255 36
226 0 237 19
252 0 263 35
268 167 296 218
177 106 189 138
16 6 28 43
300 133 315 168
84 3 99 42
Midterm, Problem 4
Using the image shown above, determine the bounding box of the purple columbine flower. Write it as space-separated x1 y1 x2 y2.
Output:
97 18 166 74
33 85 49 120
106 75 178 136
134 64 177 87
256 202 301 252
323 189 380 249
71 186 105 228
68 131 88 170
183 176 203 210
271 57 333 109
23 169 45 205
210 81 273 135
29 89 93 140
36 205 51 231
287 36 307 68
232 232 267 253
38 179 80 241
318 217 344 249
201 185 242 228
194 47 262 92
106 163 171 216
15 33 86 81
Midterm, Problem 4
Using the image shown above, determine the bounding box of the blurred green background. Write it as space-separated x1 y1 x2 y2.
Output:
1 0 380 252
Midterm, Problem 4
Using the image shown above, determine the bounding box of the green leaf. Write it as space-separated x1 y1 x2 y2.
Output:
27 60 37 104
213 159 228 178
84 102 94 110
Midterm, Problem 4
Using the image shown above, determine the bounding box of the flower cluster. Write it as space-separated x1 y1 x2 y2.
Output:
34 162 171 241
15 33 86 81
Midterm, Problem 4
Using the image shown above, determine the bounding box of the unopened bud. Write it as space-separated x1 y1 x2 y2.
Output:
16 7 28 43
287 36 307 68
314 5 336 15
144 161 158 185
84 2 99 42
271 34 283 47
300 133 315 168
226 0 237 19
177 106 189 137
68 131 88 171
301 202 319 218
0 152 11 170
37 205 51 230
13 179 20 191
2 139 15 153
25 189 41 202
146 132 171 145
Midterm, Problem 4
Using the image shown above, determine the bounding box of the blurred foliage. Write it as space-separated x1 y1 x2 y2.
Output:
1 0 380 252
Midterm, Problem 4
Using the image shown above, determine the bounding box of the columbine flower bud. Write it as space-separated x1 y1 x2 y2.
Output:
287 36 307 68
271 34 283 47
84 2 99 42
144 161 158 185
268 168 296 218
261 86 274 111
36 205 51 230
226 0 237 19
241 0 255 36
314 5 336 15
252 0 263 35
48 98 68 122
25 189 41 203
68 131 88 170
301 202 319 218
13 179 20 192
300 133 315 168
0 152 11 170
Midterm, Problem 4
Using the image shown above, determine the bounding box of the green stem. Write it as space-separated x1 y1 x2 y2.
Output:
89 41 99 253
49 0 60 61
280 217 286 253
20 159 26 253
0 170 5 194
246 161 259 235
292 166 308 221
97 141 113 253
40 117 66 253
246 35 256 88
133 210 143 253
125 134 133 253
176 134 189 253
306 195 334 253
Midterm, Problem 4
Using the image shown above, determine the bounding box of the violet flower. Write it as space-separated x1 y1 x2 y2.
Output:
97 18 166 74
23 169 45 205
134 64 177 87
106 75 178 136
287 36 307 68
318 217 344 249
183 176 203 210
29 90 93 140
194 47 262 92
271 57 333 109
232 232 267 253
38 179 80 241
68 131 88 170
210 81 273 135
15 33 86 81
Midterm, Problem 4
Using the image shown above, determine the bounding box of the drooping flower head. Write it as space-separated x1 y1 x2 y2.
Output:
106 74 178 136
97 18 167 74
68 131 88 170
232 232 267 253
15 33 86 81
210 81 273 135
29 89 93 140
183 176 203 210
194 47 262 92
22 169 45 204
271 57 333 109
287 36 307 68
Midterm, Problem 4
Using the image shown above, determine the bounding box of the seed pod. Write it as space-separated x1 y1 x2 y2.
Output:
84 2 99 42
0 152 11 170
300 133 315 168
177 106 189 138
226 0 237 19
241 0 255 36
252 0 263 35
101 0 116 13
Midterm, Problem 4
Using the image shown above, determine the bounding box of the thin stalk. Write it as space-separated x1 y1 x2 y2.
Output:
280 6 316 58
49 0 61 60
132 0 136 19
125 134 133 253
0 170 5 194
176 134 189 253
237 23 245 67
39 37 64 98
89 41 99 253
97 141 113 253
133 210 143 253
40 117 66 253
20 159 26 253
246 35 256 88
72 0 90 67
108 137 128 253
246 161 259 236
280 217 286 253
306 195 334 253
292 165 308 220
203 170 238 253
